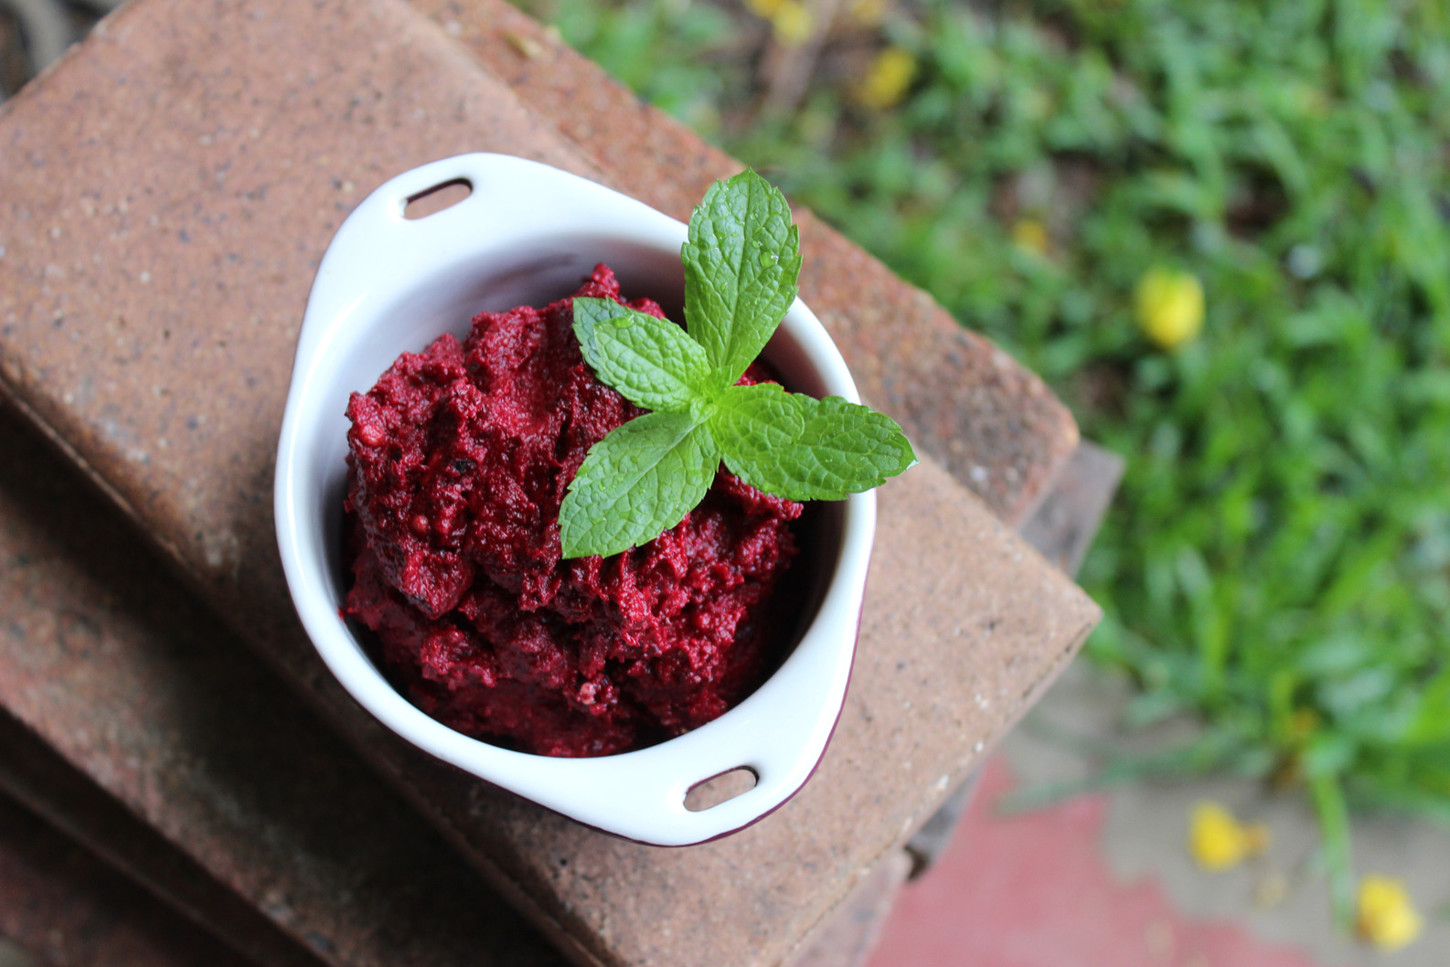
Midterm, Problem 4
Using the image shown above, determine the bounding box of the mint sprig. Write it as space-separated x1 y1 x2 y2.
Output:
572 299 713 411
713 385 913 501
682 170 802 385
559 170 916 559
558 412 717 561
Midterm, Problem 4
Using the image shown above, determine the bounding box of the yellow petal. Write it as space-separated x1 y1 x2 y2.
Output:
854 46 918 110
745 0 786 17
770 1 815 47
1357 875 1422 951
1011 218 1049 256
1189 802 1267 871
1135 267 1204 350
1190 803 1245 870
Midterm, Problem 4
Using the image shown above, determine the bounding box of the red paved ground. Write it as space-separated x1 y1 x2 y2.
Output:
868 758 1319 967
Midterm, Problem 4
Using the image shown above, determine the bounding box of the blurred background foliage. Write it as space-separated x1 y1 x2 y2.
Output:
512 0 1450 901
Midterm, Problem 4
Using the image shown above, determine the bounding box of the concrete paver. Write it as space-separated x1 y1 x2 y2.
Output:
869 664 1450 966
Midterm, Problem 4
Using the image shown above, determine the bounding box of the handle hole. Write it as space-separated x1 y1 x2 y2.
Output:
684 767 757 812
404 178 473 220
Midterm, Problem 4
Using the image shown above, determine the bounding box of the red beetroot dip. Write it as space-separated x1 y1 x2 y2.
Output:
342 265 803 757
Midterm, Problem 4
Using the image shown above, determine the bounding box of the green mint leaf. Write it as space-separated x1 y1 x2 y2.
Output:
681 170 802 385
558 411 720 558
559 168 916 555
711 384 917 501
573 297 713 412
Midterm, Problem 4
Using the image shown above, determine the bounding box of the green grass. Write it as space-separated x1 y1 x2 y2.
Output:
516 0 1450 907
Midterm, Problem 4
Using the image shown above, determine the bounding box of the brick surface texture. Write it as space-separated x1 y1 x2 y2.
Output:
0 2 1098 965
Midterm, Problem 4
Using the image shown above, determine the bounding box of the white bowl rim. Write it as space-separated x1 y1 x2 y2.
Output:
273 153 875 846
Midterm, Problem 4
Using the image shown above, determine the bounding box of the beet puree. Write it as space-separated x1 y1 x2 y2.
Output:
342 265 803 757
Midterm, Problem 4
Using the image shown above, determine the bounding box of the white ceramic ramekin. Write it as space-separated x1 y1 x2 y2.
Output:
273 154 874 846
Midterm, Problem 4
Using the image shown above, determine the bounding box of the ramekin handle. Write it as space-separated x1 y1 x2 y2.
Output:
290 154 665 382
498 492 873 845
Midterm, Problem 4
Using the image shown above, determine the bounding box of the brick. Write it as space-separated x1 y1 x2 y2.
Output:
0 403 565 967
0 778 256 967
1019 441 1126 575
0 2 1099 965
786 850 914 967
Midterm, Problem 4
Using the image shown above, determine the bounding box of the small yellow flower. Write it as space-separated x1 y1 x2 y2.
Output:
1011 217 1049 256
1357 875 1422 951
854 46 918 110
744 0 814 46
1189 802 1270 871
773 1 815 46
1135 266 1204 350
744 0 785 16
